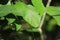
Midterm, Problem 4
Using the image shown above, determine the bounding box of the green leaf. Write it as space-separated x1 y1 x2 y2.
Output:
23 12 40 28
12 2 27 16
6 18 16 24
23 5 41 28
31 0 45 16
0 5 13 17
46 19 56 31
53 16 60 26
15 23 22 31
47 6 60 16
13 2 41 28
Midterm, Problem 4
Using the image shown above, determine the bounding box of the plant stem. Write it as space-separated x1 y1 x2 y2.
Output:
38 0 52 40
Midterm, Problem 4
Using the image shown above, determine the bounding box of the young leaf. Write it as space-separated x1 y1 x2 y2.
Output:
0 5 13 17
15 23 22 31
6 18 16 24
12 2 27 16
47 6 60 16
31 0 45 16
23 5 41 28
53 16 60 26
13 2 41 28
23 11 40 28
46 19 56 31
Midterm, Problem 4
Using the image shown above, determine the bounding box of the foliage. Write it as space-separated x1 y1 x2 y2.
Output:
31 0 45 16
0 0 60 33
